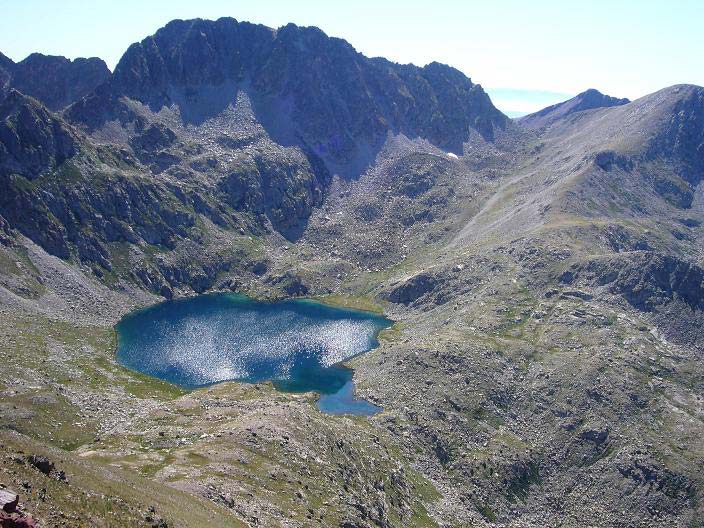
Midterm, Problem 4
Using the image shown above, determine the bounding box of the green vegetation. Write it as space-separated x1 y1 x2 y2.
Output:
0 431 246 527
505 461 542 502
314 293 387 314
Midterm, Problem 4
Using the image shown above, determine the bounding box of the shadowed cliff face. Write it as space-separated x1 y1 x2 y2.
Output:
0 53 110 111
0 90 79 179
70 17 507 160
0 52 12 97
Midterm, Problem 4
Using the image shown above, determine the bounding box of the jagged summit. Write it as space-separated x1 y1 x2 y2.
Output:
69 17 507 160
519 87 630 129
0 51 110 110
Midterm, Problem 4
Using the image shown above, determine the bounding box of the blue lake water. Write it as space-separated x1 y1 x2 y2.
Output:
115 294 391 416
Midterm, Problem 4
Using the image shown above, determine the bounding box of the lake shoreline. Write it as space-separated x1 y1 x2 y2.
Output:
115 292 392 416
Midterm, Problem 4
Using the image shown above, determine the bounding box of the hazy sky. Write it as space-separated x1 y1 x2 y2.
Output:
1 0 702 115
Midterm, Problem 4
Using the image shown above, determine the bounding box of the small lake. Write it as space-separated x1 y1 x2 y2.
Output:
115 294 391 416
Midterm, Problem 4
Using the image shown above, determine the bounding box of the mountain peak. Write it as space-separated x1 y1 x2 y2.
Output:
578 87 605 96
75 17 507 164
520 88 630 129
574 87 629 106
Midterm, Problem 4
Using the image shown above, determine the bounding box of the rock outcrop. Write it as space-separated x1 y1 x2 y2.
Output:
0 488 36 528
561 252 704 312
0 52 13 98
218 148 329 239
0 159 196 265
561 252 704 347
0 90 79 179
387 272 439 305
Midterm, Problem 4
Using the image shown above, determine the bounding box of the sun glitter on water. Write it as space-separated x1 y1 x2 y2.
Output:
116 294 391 416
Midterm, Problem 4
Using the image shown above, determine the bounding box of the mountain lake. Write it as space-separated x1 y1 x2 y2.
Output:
116 293 391 416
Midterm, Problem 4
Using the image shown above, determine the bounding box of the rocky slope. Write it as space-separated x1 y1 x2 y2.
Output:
1 17 704 528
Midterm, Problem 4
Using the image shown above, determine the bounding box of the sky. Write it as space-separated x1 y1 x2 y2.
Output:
1 0 702 116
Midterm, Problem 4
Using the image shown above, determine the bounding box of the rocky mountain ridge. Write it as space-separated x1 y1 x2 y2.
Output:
0 16 510 274
68 18 507 160
0 51 110 110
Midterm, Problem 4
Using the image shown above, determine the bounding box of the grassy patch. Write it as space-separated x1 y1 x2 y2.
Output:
474 500 497 522
0 390 96 450
313 293 387 314
505 460 541 502
379 321 405 342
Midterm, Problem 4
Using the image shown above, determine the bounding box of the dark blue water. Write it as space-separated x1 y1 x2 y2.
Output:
115 294 390 416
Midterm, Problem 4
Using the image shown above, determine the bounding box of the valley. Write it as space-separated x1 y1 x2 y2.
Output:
0 16 703 528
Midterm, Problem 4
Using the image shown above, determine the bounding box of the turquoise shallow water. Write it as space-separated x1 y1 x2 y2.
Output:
115 294 391 416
